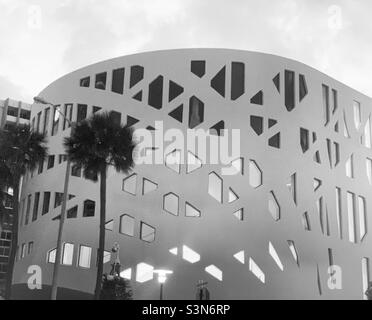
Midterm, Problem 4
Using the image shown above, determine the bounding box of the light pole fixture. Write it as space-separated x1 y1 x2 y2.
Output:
153 269 173 300
33 96 74 300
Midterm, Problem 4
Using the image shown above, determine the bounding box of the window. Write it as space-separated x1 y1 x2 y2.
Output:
42 192 51 215
71 164 82 177
205 265 223 281
300 128 309 153
250 91 263 105
20 109 30 120
122 174 137 195
347 192 356 243
191 60 205 78
231 62 245 100
358 196 367 241
120 214 135 236
110 111 121 126
112 68 125 94
63 104 73 130
37 159 44 174
25 195 32 225
353 100 361 129
322 84 330 125
211 66 226 97
51 106 60 136
140 222 155 242
268 191 280 221
249 160 263 188
332 89 338 114
299 74 308 101
142 178 158 195
80 77 90 87
67 206 78 219
62 243 74 265
77 104 87 123
163 193 179 216
185 202 201 217
250 116 263 136
269 242 284 271
148 76 164 109
7 106 18 117
188 96 204 129
54 193 63 208
21 243 26 259
249 258 265 283
208 172 223 203
43 107 50 135
78 245 92 268
165 150 181 174
130 65 144 88
95 72 107 90
182 245 200 263
28 242 34 255
362 258 370 300
47 155 55 169
168 80 184 102
285 70 295 111
83 200 95 217
47 248 56 263
32 192 40 222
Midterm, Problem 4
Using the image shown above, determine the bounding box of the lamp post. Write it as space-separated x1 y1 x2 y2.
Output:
153 269 173 300
33 96 74 300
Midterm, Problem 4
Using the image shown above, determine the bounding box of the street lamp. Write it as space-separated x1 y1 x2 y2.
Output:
153 269 173 300
33 96 74 300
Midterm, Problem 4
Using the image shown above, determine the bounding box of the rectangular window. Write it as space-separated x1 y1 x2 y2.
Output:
20 109 31 120
112 68 125 94
78 245 92 268
335 187 343 239
332 89 338 114
347 191 356 243
77 104 87 123
71 164 82 177
80 77 90 87
32 192 40 222
95 72 107 90
83 200 95 217
54 193 64 208
25 195 32 225
36 112 41 133
43 107 50 135
110 111 121 126
51 106 60 136
42 192 51 215
358 196 367 241
62 243 74 265
7 106 18 117
21 243 26 259
47 155 55 169
63 104 73 130
354 100 361 129
38 159 44 174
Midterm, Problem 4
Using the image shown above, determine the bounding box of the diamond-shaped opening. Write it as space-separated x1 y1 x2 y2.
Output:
208 172 223 203
122 173 137 195
249 160 262 188
182 245 200 263
268 191 280 221
163 193 179 216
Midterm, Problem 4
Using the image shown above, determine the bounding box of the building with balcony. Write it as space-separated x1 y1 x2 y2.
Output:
11 49 372 300
0 98 31 130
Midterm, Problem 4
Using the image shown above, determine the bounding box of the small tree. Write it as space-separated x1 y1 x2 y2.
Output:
0 125 48 300
63 112 136 300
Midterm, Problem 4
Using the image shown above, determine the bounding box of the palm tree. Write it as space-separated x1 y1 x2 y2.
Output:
63 112 135 300
0 124 48 300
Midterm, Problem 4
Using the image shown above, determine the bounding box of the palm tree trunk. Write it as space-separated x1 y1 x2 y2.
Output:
94 166 107 300
5 176 20 300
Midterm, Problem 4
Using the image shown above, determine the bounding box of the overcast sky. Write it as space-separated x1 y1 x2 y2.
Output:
0 0 371 102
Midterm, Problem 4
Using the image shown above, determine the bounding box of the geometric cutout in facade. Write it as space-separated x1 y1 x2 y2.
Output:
122 173 137 195
133 91 143 102
163 192 179 216
105 220 114 231
302 212 311 231
205 265 223 281
233 208 244 221
142 178 158 195
273 73 280 93
268 191 280 221
168 105 183 123
285 70 295 112
182 245 200 263
250 116 263 136
250 90 263 105
228 188 239 203
191 60 206 78
135 262 154 283
130 65 144 88
300 128 309 153
185 202 201 218
313 178 322 192
187 152 202 174
299 74 308 102
148 76 163 109
169 80 184 102
169 247 178 256
211 66 226 98
127 115 139 127
208 172 223 203
165 149 181 174
268 133 280 149
140 222 155 242
249 160 262 188
353 100 361 130
287 240 300 267
119 214 135 237
249 258 265 283
233 251 245 264
231 62 245 101
189 96 204 129
269 242 284 271
120 268 132 280
210 121 225 136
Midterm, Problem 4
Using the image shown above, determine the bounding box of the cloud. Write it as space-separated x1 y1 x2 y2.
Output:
0 0 371 101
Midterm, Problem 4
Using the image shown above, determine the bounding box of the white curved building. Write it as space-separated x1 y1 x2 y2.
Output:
12 49 372 300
